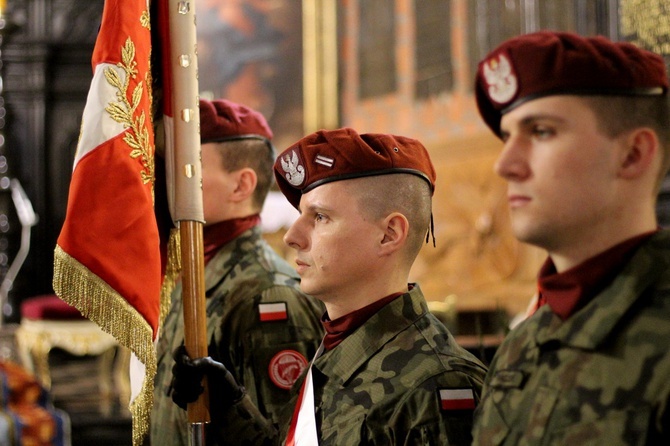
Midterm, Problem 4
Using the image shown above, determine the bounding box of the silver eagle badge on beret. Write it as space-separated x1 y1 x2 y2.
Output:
483 53 518 105
280 149 306 186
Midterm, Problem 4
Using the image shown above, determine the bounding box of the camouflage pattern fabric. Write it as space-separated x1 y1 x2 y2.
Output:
204 285 487 445
472 230 670 445
300 286 487 445
150 226 324 445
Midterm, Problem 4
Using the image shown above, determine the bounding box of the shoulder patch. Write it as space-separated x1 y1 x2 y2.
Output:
268 350 308 390
438 388 475 411
259 302 288 321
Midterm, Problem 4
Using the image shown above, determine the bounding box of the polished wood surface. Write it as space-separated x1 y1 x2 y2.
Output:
179 221 210 424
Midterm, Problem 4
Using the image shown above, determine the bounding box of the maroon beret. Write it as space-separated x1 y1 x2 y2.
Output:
274 127 436 209
199 98 273 143
475 31 669 137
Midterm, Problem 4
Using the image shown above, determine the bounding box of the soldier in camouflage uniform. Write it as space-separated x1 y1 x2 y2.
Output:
150 99 324 445
472 31 670 444
169 127 487 445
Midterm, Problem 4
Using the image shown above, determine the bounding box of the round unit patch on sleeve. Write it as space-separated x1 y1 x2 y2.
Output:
268 349 309 390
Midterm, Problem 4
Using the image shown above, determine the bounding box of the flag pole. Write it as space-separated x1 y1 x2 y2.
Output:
165 0 210 442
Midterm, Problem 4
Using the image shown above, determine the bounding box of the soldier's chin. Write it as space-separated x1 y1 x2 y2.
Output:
297 279 319 297
298 280 312 294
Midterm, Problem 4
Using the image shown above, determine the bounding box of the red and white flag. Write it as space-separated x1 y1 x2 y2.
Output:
53 1 163 444
259 302 289 321
439 388 476 411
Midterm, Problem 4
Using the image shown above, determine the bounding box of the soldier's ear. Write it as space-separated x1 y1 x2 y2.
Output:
230 168 257 203
617 127 659 181
379 212 409 256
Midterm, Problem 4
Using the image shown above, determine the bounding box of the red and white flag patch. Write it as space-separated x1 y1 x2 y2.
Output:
438 388 475 411
259 302 288 322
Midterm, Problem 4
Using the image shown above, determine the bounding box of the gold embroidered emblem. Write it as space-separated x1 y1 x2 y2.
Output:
104 37 155 190
140 10 150 29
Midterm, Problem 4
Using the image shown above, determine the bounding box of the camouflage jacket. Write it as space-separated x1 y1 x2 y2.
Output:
217 285 487 446
472 230 670 445
150 226 324 446
302 286 487 445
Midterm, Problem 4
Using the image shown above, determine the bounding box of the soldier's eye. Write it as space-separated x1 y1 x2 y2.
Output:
533 125 555 139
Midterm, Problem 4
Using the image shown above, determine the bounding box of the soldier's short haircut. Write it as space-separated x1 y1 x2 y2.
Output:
583 94 670 192
215 138 275 210
352 173 432 262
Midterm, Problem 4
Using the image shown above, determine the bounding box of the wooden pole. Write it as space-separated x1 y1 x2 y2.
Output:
164 0 210 436
180 221 210 433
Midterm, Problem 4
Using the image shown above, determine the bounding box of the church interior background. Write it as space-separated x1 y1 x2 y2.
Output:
0 0 665 444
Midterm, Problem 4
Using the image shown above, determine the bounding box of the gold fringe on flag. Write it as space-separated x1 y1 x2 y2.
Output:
159 227 181 325
53 246 156 446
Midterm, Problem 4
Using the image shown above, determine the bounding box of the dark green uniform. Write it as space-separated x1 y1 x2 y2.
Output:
150 226 324 445
472 230 670 445
212 285 487 445
304 285 487 445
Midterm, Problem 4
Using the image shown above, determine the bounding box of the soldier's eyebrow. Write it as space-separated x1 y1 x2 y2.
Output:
501 113 567 135
520 113 566 124
304 202 333 215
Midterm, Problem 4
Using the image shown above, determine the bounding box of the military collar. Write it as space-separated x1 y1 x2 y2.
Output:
533 230 670 350
203 226 263 296
537 230 656 319
203 215 261 265
313 285 427 385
